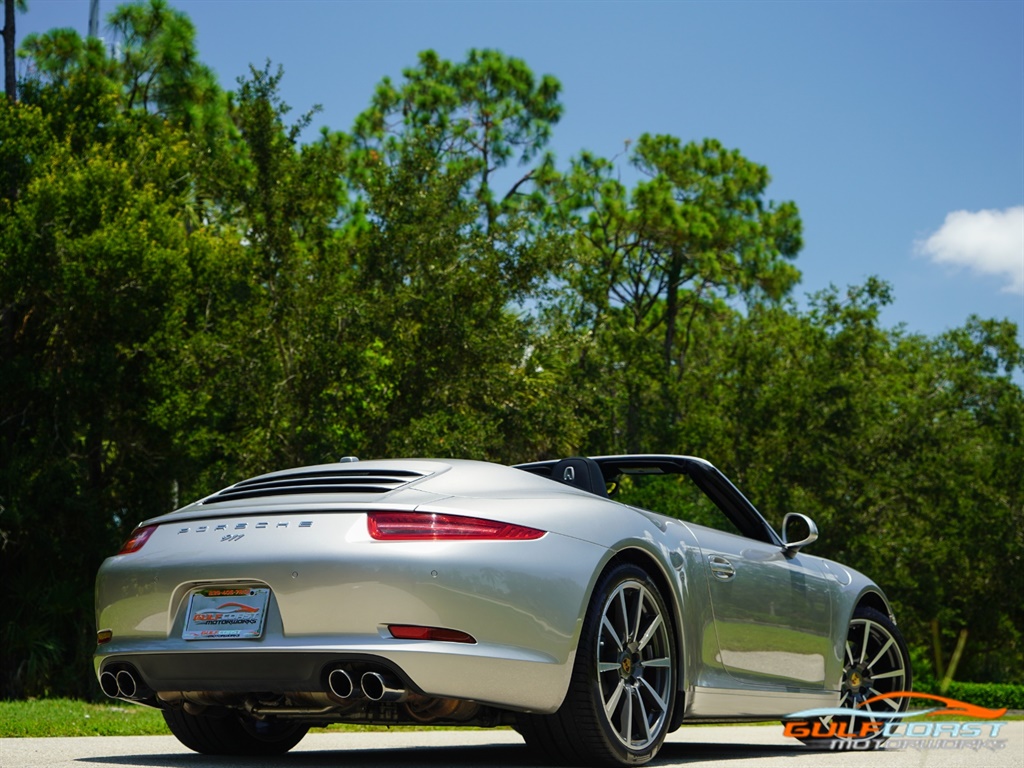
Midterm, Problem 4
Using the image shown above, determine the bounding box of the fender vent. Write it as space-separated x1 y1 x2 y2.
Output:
203 469 429 504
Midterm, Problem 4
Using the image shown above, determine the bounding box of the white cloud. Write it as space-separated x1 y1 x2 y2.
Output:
916 207 1024 295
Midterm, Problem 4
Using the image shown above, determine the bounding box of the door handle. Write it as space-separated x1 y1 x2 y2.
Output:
708 555 736 581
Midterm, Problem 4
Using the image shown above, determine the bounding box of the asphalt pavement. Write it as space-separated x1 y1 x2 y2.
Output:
1 722 1021 768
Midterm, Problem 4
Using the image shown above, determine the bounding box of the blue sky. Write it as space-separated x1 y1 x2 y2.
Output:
17 0 1024 344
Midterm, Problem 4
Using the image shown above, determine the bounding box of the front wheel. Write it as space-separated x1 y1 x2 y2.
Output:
519 562 677 766
163 708 309 755
791 605 912 746
838 606 912 733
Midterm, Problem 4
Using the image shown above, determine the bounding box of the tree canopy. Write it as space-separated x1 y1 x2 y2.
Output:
1 0 1020 699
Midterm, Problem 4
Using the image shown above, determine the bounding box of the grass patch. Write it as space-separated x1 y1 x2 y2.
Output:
0 699 501 738
0 698 170 737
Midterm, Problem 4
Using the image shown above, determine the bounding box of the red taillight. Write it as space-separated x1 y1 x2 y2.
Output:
118 525 158 554
367 512 544 541
388 624 477 644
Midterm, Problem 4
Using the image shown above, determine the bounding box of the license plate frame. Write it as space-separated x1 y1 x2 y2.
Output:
182 586 270 640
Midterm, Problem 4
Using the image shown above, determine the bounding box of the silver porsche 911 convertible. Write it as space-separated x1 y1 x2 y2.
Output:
94 455 911 765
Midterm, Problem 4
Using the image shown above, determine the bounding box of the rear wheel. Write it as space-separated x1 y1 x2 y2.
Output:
519 562 677 766
162 708 309 755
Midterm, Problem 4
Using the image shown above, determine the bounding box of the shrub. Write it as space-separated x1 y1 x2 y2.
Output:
913 681 1024 711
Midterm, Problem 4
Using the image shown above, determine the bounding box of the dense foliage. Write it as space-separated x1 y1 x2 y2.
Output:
1 1 1021 700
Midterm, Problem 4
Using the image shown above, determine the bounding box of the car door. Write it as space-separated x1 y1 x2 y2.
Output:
687 524 834 689
599 456 835 692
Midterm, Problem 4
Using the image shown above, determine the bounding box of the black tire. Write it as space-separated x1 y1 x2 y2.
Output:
162 708 309 755
519 562 677 766
792 605 912 746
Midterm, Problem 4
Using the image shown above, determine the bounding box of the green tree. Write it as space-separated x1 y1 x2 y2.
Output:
151 63 366 492
2 3 237 699
108 0 227 137
343 49 573 460
352 48 562 229
540 136 802 452
347 125 575 461
19 0 229 146
0 90 201 697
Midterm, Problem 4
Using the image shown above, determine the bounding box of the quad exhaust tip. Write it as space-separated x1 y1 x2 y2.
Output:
115 669 138 699
360 671 407 702
102 663 407 704
100 667 144 700
99 671 119 698
327 668 355 700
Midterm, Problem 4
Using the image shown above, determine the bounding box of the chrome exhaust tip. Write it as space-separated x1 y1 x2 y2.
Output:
99 671 120 699
327 668 356 700
360 671 407 702
115 669 138 699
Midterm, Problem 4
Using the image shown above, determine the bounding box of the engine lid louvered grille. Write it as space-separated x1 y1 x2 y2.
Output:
203 469 429 504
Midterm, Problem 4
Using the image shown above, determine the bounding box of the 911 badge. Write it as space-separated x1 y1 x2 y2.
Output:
182 587 270 640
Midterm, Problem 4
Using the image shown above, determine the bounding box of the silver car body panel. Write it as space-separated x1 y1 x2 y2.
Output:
95 456 893 721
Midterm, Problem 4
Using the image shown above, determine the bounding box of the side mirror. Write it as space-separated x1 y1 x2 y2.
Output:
781 513 818 555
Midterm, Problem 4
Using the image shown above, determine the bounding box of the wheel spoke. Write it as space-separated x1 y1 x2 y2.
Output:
635 688 653 743
604 679 626 719
639 676 668 716
602 615 624 652
643 655 671 668
870 667 904 681
617 588 630 640
621 686 634 745
869 687 902 708
866 637 894 671
637 612 663 652
598 661 621 673
859 621 873 663
632 588 645 641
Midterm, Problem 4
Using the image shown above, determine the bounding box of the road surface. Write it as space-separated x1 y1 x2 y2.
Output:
2 723 1021 768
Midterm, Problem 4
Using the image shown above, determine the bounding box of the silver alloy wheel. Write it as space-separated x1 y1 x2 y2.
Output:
838 614 909 734
595 579 673 751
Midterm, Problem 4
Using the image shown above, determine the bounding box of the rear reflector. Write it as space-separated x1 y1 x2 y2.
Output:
367 512 544 541
118 525 158 554
388 624 476 644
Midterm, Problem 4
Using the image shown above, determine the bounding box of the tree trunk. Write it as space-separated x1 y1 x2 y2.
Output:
3 0 15 102
663 249 683 367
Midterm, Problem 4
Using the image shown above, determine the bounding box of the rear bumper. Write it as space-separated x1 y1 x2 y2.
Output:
95 639 574 713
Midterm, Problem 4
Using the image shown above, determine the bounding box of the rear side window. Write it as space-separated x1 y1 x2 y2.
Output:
612 472 744 538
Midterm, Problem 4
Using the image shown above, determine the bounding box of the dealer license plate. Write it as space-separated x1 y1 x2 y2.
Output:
183 586 270 640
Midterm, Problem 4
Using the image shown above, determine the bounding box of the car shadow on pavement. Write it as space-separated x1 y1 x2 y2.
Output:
654 741 861 764
76 741 850 768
